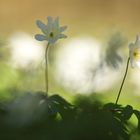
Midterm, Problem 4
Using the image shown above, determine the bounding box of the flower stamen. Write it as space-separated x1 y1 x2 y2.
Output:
50 32 54 38
133 51 140 59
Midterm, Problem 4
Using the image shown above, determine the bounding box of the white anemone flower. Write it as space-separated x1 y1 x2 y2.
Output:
35 16 67 44
129 35 140 68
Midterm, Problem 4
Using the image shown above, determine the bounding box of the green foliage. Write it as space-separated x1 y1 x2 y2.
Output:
133 110 140 132
0 92 139 140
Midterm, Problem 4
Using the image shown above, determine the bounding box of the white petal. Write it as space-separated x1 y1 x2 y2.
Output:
47 16 53 29
130 58 140 69
128 43 134 49
35 34 46 41
135 61 140 68
47 38 57 44
58 34 67 39
135 35 140 46
130 59 136 68
60 26 67 32
36 20 47 34
54 17 59 28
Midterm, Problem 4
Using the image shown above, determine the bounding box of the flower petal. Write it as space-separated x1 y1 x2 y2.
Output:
47 37 57 44
130 58 136 68
130 58 140 68
36 20 47 34
135 35 140 48
60 26 67 32
135 35 140 46
129 43 134 50
54 17 59 28
35 34 46 41
136 61 140 68
47 16 53 29
58 34 67 39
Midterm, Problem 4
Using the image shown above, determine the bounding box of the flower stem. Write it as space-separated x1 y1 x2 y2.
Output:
45 43 50 94
115 57 130 105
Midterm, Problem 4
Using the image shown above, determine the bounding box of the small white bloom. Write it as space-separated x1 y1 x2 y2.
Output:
129 35 140 68
35 16 67 44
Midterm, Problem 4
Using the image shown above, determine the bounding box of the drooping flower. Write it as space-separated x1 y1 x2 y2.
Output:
129 35 140 68
35 16 67 44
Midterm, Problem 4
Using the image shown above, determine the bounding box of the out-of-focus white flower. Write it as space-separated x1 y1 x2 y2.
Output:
35 16 67 44
9 33 44 69
129 35 140 68
54 38 120 94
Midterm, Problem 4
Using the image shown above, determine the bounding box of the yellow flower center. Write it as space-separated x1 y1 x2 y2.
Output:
133 51 140 59
50 32 54 38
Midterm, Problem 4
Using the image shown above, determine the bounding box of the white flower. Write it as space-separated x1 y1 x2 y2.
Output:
35 16 67 44
129 35 140 68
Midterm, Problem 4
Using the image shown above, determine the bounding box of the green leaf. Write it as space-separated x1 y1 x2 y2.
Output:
133 109 140 132
121 105 133 121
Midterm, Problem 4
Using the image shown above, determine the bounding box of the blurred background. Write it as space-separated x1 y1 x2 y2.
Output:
0 0 140 106
1 0 140 139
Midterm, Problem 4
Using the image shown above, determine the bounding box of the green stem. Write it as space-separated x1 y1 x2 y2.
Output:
115 57 130 105
45 43 50 94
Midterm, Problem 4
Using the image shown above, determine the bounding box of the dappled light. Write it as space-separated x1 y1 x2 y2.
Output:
9 32 44 69
54 37 122 94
